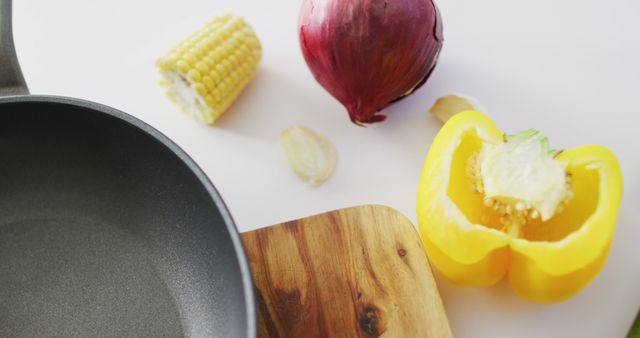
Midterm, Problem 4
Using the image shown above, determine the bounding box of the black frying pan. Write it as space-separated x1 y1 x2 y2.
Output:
0 0 256 336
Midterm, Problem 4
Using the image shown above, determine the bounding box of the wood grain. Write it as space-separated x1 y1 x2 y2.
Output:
240 205 452 338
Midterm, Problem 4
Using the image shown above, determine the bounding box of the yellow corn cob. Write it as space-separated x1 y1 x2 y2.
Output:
157 14 262 124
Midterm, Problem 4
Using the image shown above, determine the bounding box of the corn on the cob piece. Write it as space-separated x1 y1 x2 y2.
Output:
157 14 262 124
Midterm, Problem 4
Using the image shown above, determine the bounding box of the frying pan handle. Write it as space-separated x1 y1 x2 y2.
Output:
0 0 28 96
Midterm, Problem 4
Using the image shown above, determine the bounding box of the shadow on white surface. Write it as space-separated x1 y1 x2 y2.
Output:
213 67 324 140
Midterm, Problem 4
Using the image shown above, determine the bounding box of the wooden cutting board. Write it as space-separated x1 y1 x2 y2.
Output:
240 205 452 338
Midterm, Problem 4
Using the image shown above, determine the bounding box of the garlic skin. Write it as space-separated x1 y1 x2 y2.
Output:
298 0 443 124
279 126 337 185
429 94 484 123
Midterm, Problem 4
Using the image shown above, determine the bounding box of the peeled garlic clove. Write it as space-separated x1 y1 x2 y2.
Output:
278 126 337 185
429 94 484 123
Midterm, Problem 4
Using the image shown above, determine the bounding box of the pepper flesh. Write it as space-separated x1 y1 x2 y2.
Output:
417 110 622 303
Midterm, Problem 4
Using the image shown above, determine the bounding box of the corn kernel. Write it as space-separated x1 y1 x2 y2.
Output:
202 55 214 67
221 59 232 72
217 81 228 95
210 69 221 83
202 76 215 90
193 82 208 97
228 54 238 67
187 69 202 82
176 60 190 73
212 89 222 102
208 49 222 63
196 62 210 74
157 60 169 71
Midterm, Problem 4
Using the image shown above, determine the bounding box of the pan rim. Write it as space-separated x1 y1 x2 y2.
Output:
0 94 257 338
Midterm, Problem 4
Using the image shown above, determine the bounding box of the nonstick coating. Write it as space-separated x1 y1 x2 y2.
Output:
0 96 256 337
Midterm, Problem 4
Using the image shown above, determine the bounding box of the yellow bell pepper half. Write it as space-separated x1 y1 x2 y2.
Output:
417 111 622 303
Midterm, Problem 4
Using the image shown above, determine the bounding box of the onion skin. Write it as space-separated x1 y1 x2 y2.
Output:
299 0 443 124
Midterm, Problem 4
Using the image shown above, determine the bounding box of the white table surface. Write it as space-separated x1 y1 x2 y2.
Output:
12 0 640 337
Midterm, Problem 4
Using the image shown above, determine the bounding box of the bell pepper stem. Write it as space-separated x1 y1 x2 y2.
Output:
628 308 640 338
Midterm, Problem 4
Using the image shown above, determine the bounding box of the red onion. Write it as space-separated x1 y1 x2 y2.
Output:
299 0 443 124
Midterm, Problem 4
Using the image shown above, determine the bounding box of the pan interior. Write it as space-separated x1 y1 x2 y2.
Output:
0 217 183 337
0 99 250 337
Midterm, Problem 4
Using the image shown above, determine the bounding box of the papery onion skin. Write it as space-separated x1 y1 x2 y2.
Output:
299 0 443 124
